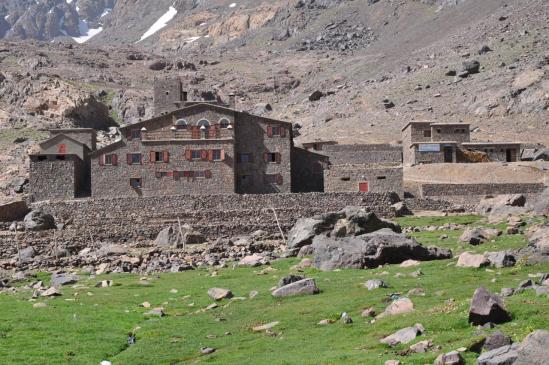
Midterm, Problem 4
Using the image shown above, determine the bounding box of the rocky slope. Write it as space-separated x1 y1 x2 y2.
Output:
0 0 547 201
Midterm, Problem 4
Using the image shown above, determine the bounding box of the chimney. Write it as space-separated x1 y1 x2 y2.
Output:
228 93 236 109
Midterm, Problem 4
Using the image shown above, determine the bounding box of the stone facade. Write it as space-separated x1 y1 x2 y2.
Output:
0 200 29 222
91 102 293 198
291 147 329 192
321 144 403 165
324 164 404 196
29 155 87 201
403 121 521 165
49 129 97 150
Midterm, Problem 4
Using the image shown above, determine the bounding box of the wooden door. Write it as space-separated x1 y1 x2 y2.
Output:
359 182 369 192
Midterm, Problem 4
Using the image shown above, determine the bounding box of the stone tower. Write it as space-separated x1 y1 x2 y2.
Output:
153 78 188 116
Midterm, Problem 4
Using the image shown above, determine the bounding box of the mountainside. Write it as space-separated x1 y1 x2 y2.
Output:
0 0 548 200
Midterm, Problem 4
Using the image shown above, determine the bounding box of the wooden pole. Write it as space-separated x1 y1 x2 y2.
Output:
177 217 185 251
270 207 286 244
14 224 21 266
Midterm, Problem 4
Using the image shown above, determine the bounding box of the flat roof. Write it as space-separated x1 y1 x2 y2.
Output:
462 142 521 146
430 123 471 126
50 128 96 132
401 121 431 131
411 141 459 145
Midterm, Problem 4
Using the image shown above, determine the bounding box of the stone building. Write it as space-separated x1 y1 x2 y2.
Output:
318 144 404 197
29 129 96 201
402 121 521 165
90 95 293 198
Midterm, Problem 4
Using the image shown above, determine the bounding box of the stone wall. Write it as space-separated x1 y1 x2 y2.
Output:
32 192 399 239
29 156 82 201
324 165 404 197
420 183 546 203
0 200 30 222
430 124 470 143
322 144 403 165
153 78 183 116
291 147 328 192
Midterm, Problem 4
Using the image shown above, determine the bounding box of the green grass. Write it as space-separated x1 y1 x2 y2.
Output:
1 216 548 365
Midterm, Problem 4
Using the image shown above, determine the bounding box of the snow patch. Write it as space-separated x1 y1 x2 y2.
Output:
101 8 112 18
229 3 237 8
137 4 178 42
72 19 102 43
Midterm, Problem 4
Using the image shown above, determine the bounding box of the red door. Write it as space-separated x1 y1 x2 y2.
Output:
359 182 369 192
58 144 67 154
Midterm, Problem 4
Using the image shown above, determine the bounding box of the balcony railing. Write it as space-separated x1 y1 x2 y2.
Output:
142 128 233 141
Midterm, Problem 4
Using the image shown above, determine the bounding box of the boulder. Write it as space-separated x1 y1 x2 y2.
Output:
484 251 516 268
457 252 490 268
525 224 549 255
476 194 527 217
468 287 511 325
380 323 424 346
463 60 481 74
277 275 305 288
312 229 451 271
477 343 519 365
50 272 78 288
435 351 464 365
514 329 549 365
285 208 400 257
207 288 233 301
392 202 413 217
238 254 269 267
484 331 513 352
308 90 324 101
24 209 56 231
460 228 501 245
409 340 432 353
41 287 61 297
366 279 388 291
272 278 319 297
155 225 206 247
381 297 414 316
19 246 37 263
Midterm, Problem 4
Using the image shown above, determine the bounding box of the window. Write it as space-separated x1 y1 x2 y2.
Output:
150 151 169 163
191 150 201 159
265 174 283 185
423 130 431 138
436 129 441 134
340 177 351 181
194 170 206 179
103 154 118 166
197 119 210 128
219 118 230 129
56 155 66 160
130 178 142 189
238 153 253 163
131 129 141 139
271 126 281 136
127 153 141 165
175 119 187 130
38 156 47 161
58 144 67 154
267 125 285 138
377 176 387 180
211 149 222 161
264 152 280 163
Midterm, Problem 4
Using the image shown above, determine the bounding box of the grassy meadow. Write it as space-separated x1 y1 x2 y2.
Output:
0 215 548 365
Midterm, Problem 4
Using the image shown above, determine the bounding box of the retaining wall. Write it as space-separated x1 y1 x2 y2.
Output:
420 183 546 204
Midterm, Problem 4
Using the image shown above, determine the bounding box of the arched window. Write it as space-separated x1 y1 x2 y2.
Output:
175 119 187 130
219 118 230 129
197 119 210 128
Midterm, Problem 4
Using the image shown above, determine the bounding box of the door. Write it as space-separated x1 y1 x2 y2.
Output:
506 149 516 162
359 182 369 192
443 146 453 163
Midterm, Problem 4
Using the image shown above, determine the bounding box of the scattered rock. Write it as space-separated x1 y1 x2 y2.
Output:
308 90 324 101
462 60 480 74
456 252 490 268
144 308 165 317
381 297 414 317
410 339 433 353
468 287 511 325
200 347 216 354
208 288 233 301
434 350 464 365
238 254 269 267
380 323 424 346
50 272 78 288
24 209 56 231
277 275 305 288
252 321 279 332
41 287 61 297
484 331 513 352
484 251 516 268
477 343 519 365
391 202 413 217
95 280 113 288
366 279 389 290
272 278 319 297
400 259 420 268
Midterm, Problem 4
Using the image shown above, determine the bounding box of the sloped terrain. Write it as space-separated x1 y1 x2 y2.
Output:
0 0 547 201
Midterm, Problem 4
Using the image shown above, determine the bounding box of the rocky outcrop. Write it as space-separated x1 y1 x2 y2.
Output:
312 228 451 271
271 278 319 297
476 195 527 217
23 209 55 231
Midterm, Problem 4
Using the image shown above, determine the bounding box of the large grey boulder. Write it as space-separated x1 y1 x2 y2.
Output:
380 323 424 347
155 225 206 247
477 344 519 365
484 331 513 352
24 209 55 231
476 195 527 217
18 246 37 263
525 224 549 255
468 287 511 325
435 351 464 365
50 272 78 288
272 278 319 297
312 229 452 271
285 208 401 257
514 329 549 365
484 251 516 268
460 227 501 245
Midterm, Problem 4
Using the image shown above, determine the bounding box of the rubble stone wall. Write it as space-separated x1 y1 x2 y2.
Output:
324 165 404 197
0 200 30 222
420 183 546 204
